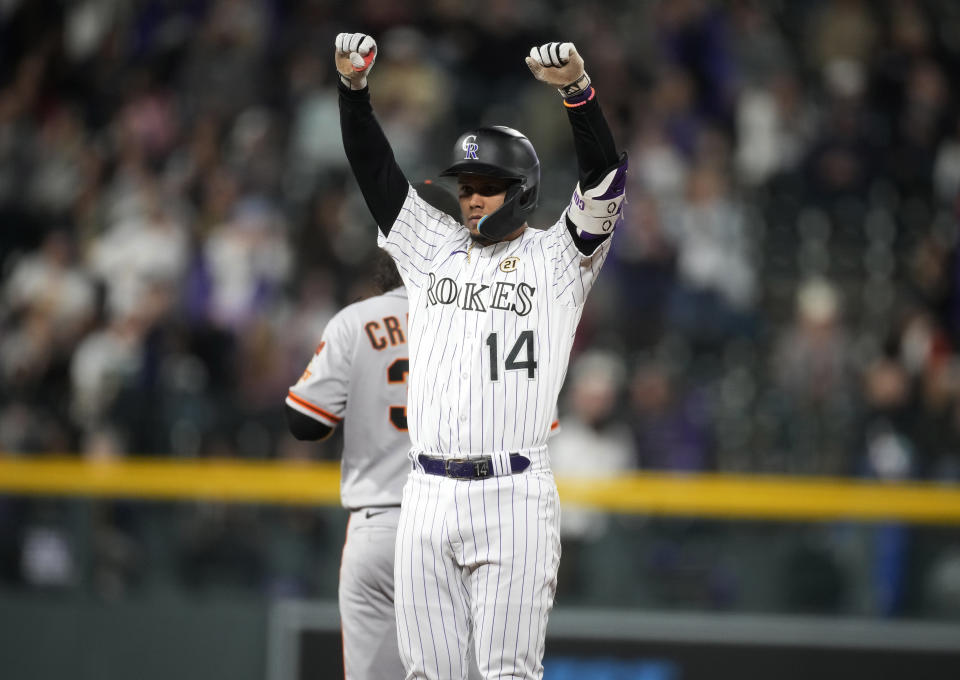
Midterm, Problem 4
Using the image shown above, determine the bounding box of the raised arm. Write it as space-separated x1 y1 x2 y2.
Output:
527 42 628 253
335 33 409 234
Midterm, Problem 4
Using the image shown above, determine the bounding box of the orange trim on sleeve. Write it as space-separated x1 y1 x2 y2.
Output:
551 420 559 430
287 391 343 424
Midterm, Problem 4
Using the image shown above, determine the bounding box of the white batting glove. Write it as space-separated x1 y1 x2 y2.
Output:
525 42 591 98
334 32 377 90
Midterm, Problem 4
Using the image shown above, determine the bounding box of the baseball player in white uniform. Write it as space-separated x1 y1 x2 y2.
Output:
334 33 626 680
285 183 464 680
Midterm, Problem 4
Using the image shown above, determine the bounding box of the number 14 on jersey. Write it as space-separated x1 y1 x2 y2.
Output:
485 330 538 381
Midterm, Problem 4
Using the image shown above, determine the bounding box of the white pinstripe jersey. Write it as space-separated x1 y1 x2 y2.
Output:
377 185 611 459
286 288 411 509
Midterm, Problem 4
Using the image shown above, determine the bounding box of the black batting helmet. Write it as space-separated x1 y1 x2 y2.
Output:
439 126 540 240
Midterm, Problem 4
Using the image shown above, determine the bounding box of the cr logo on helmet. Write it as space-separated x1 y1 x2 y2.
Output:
462 135 479 160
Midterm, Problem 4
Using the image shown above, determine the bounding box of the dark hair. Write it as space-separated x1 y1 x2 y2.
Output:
372 248 404 293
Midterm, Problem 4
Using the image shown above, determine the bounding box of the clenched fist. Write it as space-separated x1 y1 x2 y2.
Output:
335 33 377 90
525 42 591 98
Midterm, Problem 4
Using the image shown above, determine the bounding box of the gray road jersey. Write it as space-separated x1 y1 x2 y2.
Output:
286 288 411 508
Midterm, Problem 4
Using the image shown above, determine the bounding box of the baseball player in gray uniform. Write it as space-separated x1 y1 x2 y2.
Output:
335 33 626 680
284 183 463 680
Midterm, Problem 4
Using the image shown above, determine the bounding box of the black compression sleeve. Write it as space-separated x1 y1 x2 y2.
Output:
565 95 620 189
285 405 334 441
563 93 623 255
338 82 409 234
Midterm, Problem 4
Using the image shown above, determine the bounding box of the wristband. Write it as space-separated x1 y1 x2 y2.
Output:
562 85 595 108
558 72 591 98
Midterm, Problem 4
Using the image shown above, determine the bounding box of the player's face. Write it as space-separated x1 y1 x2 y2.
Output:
457 175 510 238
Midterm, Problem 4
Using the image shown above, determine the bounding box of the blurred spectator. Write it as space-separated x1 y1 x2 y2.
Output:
855 345 932 617
118 74 180 165
605 193 676 349
663 163 758 345
728 0 792 89
771 278 857 473
906 231 955 333
655 0 737 124
774 278 855 406
3 229 96 346
276 269 339 379
647 66 705 161
631 119 689 202
628 359 713 471
231 316 291 457
69 312 145 431
285 49 348 198
192 165 240 240
893 309 960 480
87 176 189 318
552 350 634 539
24 105 89 223
885 59 949 199
202 196 291 330
735 71 817 187
227 107 284 197
62 0 126 64
0 307 58 394
858 356 915 480
803 59 880 204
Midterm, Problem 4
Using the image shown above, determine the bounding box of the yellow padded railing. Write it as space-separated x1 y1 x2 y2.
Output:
1 456 959 524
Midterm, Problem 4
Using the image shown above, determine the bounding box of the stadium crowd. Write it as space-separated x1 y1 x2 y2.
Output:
2 0 960 617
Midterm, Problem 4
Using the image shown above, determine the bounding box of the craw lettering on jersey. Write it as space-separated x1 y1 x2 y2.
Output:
364 315 406 350
425 273 536 316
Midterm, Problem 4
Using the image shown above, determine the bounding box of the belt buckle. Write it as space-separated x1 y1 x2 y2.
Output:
444 457 490 480
444 458 468 480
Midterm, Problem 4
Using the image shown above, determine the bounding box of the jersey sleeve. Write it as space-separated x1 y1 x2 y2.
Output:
338 83 409 233
546 204 614 308
286 310 355 427
377 185 460 289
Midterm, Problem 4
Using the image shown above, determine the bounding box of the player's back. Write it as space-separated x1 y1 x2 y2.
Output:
288 288 411 508
339 289 411 507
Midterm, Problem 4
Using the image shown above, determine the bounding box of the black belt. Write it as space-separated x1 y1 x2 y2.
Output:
417 453 530 480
